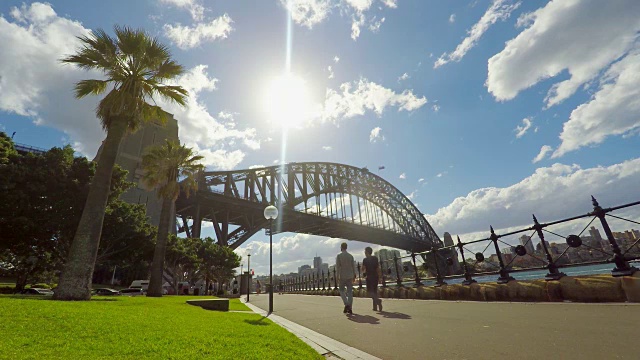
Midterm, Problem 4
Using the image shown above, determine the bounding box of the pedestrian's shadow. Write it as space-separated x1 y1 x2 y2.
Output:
378 311 411 320
346 314 379 324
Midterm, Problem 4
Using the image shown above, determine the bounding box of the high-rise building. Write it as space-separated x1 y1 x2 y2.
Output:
519 235 535 254
375 249 404 280
95 113 179 228
442 232 461 274
589 226 603 242
313 256 322 270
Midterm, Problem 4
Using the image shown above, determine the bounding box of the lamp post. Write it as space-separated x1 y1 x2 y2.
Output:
264 205 279 314
247 253 251 302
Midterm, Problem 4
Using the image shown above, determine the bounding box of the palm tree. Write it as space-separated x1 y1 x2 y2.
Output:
142 140 204 297
54 26 188 300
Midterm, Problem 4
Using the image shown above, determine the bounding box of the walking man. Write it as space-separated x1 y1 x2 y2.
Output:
336 242 357 314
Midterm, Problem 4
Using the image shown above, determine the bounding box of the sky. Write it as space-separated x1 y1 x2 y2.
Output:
1 0 640 276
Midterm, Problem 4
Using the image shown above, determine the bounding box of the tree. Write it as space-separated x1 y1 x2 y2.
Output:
164 235 200 294
141 140 203 297
198 237 241 293
55 26 188 300
92 200 157 284
0 145 152 290
0 132 17 164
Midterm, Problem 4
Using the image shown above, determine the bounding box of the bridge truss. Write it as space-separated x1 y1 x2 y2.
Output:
175 162 442 252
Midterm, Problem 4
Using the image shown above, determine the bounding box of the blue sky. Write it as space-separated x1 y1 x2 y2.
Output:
2 0 640 274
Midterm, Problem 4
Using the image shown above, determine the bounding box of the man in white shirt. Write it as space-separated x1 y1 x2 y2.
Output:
335 242 357 314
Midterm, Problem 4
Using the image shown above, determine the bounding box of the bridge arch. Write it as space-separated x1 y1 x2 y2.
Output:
175 162 441 252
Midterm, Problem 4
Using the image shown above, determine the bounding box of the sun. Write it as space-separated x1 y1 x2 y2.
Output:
264 73 313 129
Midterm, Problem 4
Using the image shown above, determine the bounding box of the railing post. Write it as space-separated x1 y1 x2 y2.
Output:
592 196 638 276
357 262 363 289
491 226 515 284
333 268 337 290
533 214 566 280
432 250 447 286
322 270 326 290
394 254 402 286
411 253 422 286
457 236 476 285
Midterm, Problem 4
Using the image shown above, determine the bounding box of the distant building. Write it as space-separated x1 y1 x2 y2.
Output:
313 256 322 270
375 249 404 280
442 232 461 274
298 264 311 274
589 226 603 242
519 235 535 255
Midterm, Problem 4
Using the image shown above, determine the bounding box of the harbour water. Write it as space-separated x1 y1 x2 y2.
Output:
405 261 640 286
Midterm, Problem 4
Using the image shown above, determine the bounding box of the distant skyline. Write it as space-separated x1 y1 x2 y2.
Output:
1 0 640 275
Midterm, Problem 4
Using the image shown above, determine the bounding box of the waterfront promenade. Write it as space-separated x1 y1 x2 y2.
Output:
248 294 639 359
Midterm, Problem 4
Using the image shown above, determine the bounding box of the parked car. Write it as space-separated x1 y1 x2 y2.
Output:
119 288 144 296
93 288 120 296
20 288 53 296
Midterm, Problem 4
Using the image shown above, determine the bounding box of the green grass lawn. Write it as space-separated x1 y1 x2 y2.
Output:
0 295 322 360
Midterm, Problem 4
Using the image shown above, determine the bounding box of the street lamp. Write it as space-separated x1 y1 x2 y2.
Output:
264 204 278 314
246 253 251 302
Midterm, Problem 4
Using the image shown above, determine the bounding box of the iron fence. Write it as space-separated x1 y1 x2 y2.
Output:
280 197 640 292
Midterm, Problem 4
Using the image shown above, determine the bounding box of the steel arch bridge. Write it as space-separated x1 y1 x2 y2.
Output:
175 162 442 253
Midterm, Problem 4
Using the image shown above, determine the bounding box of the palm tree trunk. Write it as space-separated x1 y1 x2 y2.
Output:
54 119 128 300
147 196 173 297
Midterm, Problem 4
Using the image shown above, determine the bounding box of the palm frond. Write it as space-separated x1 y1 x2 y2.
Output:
74 79 109 98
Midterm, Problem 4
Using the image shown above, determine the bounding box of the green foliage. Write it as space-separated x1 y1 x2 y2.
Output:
164 235 200 292
0 296 322 359
0 147 155 289
62 26 188 132
0 132 17 164
141 140 204 201
198 237 241 284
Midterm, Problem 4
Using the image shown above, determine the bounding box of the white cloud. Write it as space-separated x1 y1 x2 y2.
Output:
322 78 427 123
381 0 397 9
235 233 379 275
280 0 332 28
368 16 384 33
435 0 520 68
163 13 233 49
282 0 394 40
407 190 417 200
0 3 102 156
159 0 205 21
327 65 334 79
437 172 446 178
486 0 640 107
322 145 333 150
249 164 265 169
432 104 440 113
426 158 640 236
333 55 340 63
532 145 553 163
514 117 532 138
369 126 384 143
399 173 406 180
418 178 425 183
553 52 640 157
449 14 456 23
397 72 410 82
154 65 260 169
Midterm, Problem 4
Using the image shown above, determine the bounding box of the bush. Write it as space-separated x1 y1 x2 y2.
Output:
0 287 16 294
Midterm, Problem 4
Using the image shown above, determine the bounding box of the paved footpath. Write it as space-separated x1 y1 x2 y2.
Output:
247 293 639 360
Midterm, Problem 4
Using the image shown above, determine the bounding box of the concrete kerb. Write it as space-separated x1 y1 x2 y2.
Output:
241 299 381 360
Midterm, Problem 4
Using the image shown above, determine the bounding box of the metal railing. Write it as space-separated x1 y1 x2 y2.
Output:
280 197 639 292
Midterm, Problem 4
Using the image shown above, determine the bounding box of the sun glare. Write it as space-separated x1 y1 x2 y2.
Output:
264 74 312 129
